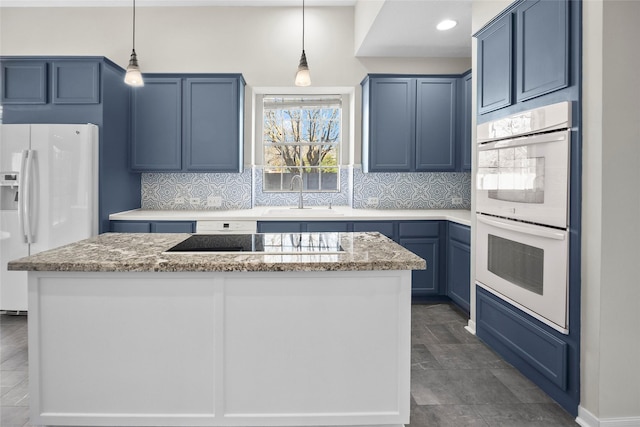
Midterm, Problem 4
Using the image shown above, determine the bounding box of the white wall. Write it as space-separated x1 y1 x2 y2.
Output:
581 0 640 422
0 6 471 165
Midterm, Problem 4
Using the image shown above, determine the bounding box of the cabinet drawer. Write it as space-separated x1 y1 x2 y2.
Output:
110 221 151 233
305 222 350 232
449 223 470 245
352 221 395 239
399 221 440 237
153 221 195 233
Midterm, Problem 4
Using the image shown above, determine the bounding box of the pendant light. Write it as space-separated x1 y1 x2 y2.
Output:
124 0 144 87
294 0 311 86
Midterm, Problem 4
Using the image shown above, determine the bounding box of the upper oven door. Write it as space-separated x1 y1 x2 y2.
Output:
476 129 570 228
476 214 569 333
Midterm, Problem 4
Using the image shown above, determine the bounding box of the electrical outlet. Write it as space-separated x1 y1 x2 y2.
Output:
190 197 201 205
207 196 222 208
452 197 463 205
367 197 379 207
174 197 185 205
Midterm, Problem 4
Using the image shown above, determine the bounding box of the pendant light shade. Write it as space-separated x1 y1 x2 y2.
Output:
294 0 311 86
124 0 144 87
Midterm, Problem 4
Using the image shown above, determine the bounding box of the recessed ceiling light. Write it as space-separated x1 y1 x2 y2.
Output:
436 19 457 31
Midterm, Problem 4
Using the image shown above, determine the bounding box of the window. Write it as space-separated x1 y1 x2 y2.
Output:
262 95 342 192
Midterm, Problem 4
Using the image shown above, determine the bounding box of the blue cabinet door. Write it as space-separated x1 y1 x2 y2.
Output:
52 61 100 104
461 73 472 171
516 0 569 102
365 77 415 172
415 78 457 171
1 60 48 104
131 78 182 171
183 77 243 172
399 237 440 296
447 223 471 314
477 13 513 114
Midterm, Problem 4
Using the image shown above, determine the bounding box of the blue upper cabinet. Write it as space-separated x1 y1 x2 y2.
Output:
477 13 513 114
476 0 570 115
1 60 48 104
131 77 183 171
363 77 415 172
362 75 460 173
52 61 100 104
131 74 245 173
183 78 243 172
415 78 457 171
2 58 101 105
515 0 569 102
461 72 472 171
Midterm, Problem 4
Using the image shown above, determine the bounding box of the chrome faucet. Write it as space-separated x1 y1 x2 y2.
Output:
290 174 304 209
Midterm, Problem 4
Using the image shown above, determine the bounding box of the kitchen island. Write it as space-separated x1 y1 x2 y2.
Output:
9 232 424 427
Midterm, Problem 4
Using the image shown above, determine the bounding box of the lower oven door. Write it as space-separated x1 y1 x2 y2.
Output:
476 214 569 333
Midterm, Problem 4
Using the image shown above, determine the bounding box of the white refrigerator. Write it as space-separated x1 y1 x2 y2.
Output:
0 124 98 312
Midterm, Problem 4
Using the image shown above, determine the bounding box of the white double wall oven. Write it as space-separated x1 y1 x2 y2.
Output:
475 102 571 334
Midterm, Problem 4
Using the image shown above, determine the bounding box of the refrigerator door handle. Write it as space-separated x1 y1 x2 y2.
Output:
18 150 29 243
23 149 35 244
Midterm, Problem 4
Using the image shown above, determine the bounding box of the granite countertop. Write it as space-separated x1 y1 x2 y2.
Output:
8 232 426 273
109 206 472 226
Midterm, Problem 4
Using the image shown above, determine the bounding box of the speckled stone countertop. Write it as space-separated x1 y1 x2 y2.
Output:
8 232 426 273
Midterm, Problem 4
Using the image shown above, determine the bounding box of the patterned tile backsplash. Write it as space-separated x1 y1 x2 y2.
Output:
141 167 471 210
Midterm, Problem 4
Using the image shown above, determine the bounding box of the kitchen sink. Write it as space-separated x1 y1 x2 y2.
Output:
264 208 343 217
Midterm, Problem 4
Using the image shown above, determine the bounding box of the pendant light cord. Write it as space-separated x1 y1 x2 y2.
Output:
302 0 305 51
132 0 136 51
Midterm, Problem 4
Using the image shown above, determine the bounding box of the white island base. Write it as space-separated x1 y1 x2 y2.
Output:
28 270 411 427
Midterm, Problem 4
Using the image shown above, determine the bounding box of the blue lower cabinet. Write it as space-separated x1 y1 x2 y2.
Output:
476 287 568 390
399 237 440 297
447 223 471 313
110 221 195 233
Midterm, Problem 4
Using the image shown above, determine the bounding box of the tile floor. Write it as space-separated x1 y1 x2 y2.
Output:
0 303 578 427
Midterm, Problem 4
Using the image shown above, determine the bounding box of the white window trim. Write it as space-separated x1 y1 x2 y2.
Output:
251 86 355 168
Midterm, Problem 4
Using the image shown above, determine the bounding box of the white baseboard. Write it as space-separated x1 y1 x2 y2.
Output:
464 319 476 335
577 406 640 427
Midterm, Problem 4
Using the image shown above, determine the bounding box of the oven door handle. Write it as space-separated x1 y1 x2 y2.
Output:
477 215 566 241
479 131 568 151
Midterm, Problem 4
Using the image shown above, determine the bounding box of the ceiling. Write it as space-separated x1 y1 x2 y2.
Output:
0 0 472 58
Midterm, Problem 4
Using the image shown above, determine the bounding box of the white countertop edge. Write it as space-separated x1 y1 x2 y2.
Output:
109 207 472 227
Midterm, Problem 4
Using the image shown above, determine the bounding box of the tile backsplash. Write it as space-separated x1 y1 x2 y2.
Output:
352 168 471 209
141 167 470 210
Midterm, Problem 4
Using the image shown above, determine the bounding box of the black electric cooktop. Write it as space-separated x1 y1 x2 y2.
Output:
165 233 344 254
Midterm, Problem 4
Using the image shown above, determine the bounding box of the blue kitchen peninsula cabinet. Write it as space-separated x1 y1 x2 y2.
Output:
0 56 141 234
131 74 245 173
476 0 569 115
361 75 459 173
